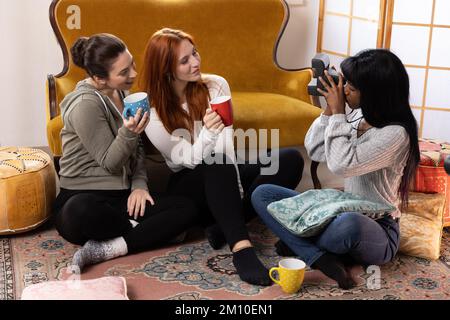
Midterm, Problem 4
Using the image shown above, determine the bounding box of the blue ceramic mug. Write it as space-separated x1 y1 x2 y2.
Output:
123 92 150 118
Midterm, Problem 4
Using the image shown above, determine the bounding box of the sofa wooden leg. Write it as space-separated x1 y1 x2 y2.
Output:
53 156 60 176
310 160 321 189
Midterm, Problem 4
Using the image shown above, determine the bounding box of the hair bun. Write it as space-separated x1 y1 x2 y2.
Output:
70 37 89 69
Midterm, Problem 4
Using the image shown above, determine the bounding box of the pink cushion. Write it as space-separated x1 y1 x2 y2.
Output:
21 276 129 300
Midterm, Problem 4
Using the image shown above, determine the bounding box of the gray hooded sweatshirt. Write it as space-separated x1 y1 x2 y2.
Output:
58 80 148 191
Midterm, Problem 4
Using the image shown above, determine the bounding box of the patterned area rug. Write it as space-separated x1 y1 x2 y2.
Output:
0 239 14 300
1 221 449 300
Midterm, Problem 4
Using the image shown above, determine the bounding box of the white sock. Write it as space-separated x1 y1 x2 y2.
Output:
103 237 128 259
71 237 128 273
129 220 139 228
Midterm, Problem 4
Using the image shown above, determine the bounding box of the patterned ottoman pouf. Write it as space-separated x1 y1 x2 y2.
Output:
414 139 450 227
0 147 56 235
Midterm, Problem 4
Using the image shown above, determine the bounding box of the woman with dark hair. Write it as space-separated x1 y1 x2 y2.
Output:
140 28 304 286
54 33 197 273
252 49 420 289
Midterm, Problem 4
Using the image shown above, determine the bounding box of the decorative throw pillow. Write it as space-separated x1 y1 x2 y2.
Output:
267 189 396 237
399 192 446 260
21 276 129 300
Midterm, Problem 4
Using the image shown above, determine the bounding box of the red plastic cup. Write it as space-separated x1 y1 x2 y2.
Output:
210 95 234 126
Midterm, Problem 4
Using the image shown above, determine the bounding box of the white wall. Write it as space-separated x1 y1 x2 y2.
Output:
0 0 317 148
0 0 63 147
278 0 320 69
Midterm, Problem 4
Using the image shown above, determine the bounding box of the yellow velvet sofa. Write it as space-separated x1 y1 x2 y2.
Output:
46 0 322 185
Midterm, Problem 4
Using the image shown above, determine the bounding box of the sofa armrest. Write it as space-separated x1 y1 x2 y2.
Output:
46 74 78 158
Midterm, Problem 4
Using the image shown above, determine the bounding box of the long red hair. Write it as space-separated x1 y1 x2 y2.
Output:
139 28 210 135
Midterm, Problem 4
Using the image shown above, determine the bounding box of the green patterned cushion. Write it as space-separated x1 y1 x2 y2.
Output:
267 189 396 237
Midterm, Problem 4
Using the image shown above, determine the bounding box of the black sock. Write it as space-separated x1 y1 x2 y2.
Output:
340 254 358 267
232 247 272 286
205 224 226 250
275 240 296 257
312 253 356 290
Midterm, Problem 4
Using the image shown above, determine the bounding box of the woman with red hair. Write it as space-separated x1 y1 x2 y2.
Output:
140 28 303 286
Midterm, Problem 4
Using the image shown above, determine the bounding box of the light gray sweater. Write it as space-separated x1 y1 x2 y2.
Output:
305 113 410 218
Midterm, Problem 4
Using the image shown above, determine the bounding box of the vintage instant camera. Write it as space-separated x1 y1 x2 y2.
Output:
307 53 340 96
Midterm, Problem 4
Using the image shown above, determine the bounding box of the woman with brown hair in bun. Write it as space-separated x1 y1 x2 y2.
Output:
54 33 197 273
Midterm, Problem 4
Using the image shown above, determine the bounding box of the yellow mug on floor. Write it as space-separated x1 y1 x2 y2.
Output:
269 258 306 294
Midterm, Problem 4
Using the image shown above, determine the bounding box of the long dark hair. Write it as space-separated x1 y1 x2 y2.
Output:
340 49 420 210
71 33 126 78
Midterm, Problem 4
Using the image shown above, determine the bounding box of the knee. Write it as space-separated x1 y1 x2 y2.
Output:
326 213 393 265
57 194 97 244
251 184 297 205
250 184 277 214
171 196 199 222
63 194 97 218
276 148 304 184
280 148 304 170
336 213 390 247
251 184 272 204
331 212 368 242
64 194 117 229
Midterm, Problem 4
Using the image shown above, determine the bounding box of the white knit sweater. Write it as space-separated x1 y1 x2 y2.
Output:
305 113 410 218
144 74 243 197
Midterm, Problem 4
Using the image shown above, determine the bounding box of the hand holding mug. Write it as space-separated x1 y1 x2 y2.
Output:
210 95 233 126
122 92 151 133
203 108 225 134
123 108 149 134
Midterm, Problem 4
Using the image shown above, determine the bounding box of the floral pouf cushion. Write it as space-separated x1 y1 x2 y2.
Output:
414 138 450 226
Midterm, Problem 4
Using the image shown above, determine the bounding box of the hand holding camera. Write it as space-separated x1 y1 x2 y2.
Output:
317 70 346 115
308 53 340 97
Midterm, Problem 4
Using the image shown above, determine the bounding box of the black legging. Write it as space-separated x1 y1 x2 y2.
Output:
167 148 304 248
53 189 197 254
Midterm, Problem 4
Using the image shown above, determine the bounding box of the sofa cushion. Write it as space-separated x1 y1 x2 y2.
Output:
267 189 395 237
233 92 322 148
21 276 129 300
48 92 322 157
399 192 446 260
